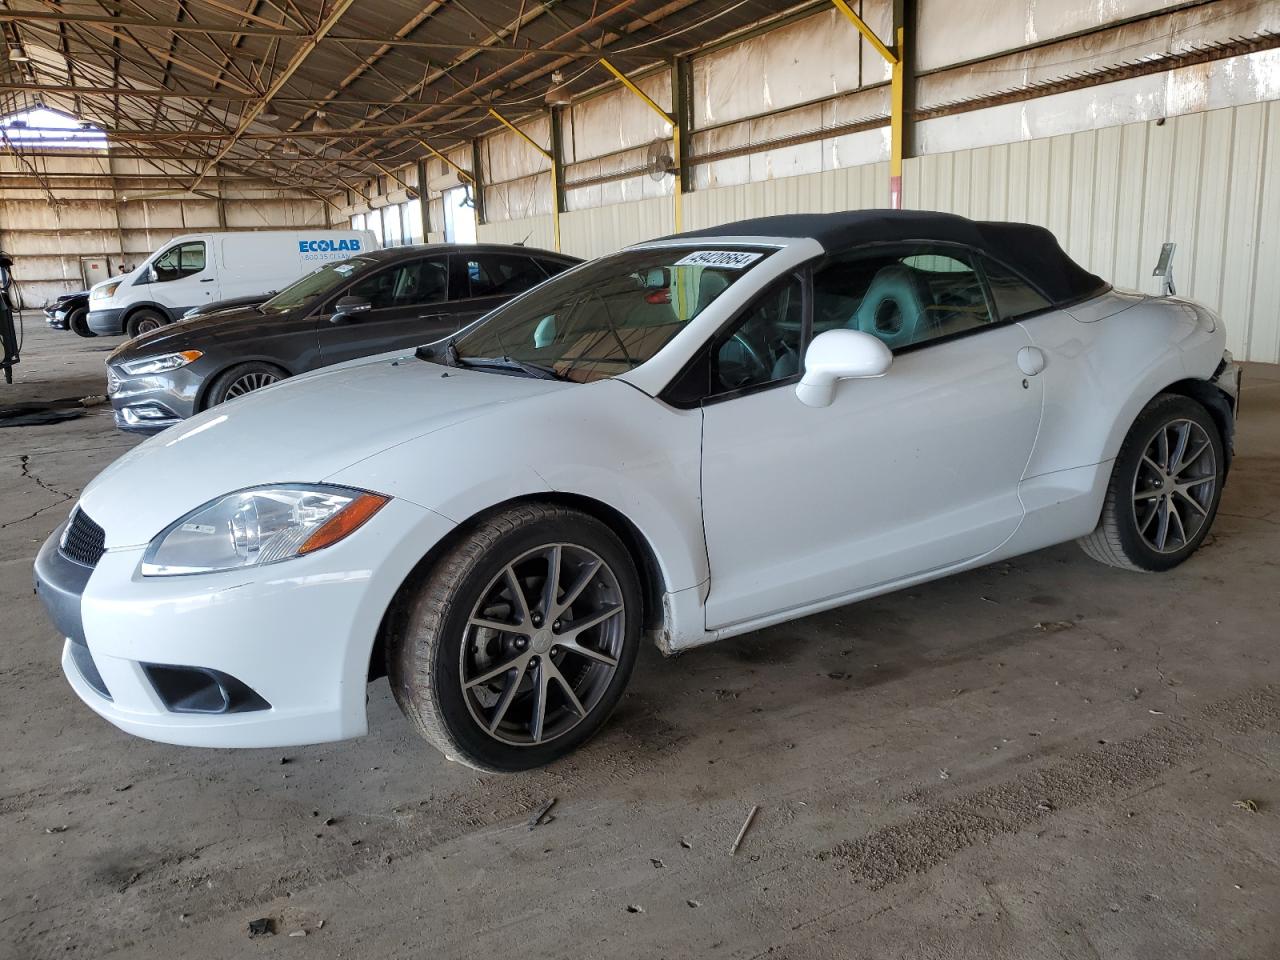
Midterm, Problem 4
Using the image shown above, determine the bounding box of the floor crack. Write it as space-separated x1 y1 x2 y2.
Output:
0 454 74 530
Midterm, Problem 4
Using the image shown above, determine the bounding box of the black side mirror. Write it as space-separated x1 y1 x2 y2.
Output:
331 296 373 323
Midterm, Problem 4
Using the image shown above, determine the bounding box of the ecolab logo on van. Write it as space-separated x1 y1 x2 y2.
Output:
298 238 361 253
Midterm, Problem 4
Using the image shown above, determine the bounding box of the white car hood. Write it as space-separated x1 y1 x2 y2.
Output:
80 356 572 547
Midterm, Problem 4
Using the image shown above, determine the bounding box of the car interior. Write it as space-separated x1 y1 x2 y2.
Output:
714 246 1004 393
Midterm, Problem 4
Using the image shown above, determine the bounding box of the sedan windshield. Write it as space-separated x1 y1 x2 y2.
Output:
451 247 769 382
259 257 376 313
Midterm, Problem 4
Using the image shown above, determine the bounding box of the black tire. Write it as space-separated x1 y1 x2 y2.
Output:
389 503 642 772
204 361 286 408
68 306 97 338
1078 393 1225 572
125 308 167 338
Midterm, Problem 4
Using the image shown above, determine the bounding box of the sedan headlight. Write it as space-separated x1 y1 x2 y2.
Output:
141 485 389 576
90 282 121 301
120 350 203 375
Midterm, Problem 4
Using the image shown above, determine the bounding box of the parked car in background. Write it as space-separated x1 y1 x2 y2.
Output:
34 211 1239 770
48 290 275 338
105 243 578 432
181 292 275 321
44 290 93 337
87 228 378 338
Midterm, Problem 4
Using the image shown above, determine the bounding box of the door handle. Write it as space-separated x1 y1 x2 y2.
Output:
1017 346 1046 376
200 278 215 282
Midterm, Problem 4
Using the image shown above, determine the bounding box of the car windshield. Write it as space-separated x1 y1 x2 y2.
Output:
259 257 376 313
450 247 770 382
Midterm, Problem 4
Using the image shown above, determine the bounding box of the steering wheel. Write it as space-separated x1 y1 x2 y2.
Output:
716 333 771 390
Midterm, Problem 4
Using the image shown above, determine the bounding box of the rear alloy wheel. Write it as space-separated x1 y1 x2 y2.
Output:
1078 394 1224 572
126 309 166 338
389 504 641 771
205 361 285 407
68 306 96 338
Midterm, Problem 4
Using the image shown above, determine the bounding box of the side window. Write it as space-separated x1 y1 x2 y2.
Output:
711 275 804 395
152 242 206 282
537 258 573 278
811 244 993 350
981 256 1053 320
345 258 447 310
463 254 548 298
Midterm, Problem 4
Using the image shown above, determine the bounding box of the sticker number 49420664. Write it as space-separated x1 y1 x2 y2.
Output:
673 250 763 269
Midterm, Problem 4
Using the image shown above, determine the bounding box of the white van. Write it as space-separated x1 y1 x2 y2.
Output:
87 229 378 338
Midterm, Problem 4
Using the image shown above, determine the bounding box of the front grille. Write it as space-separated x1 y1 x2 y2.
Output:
59 509 106 568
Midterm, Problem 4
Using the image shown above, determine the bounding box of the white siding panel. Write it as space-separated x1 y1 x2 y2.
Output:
1249 101 1280 363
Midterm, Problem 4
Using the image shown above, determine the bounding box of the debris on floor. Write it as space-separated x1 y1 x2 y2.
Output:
1034 621 1075 632
731 804 759 855
247 917 276 937
527 797 557 830
1232 799 1260 813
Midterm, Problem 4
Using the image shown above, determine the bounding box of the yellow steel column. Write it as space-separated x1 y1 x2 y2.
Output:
598 57 682 232
830 0 903 209
890 25 904 209
487 108 561 252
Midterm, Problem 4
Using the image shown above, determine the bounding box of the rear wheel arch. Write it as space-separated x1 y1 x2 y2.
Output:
1159 377 1236 473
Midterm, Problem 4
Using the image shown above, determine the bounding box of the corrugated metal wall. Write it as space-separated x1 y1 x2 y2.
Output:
902 101 1280 364
479 100 1279 363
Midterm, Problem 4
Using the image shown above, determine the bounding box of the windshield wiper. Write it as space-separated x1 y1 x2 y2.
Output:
465 356 564 381
414 341 564 381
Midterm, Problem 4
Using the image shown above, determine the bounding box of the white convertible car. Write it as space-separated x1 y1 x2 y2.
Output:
35 211 1240 771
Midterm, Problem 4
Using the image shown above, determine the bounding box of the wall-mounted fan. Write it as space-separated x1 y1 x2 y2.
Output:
645 138 675 181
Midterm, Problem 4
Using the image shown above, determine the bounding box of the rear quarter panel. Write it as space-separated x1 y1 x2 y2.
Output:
1020 293 1225 478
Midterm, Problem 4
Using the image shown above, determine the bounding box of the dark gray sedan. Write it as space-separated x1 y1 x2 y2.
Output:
106 243 577 433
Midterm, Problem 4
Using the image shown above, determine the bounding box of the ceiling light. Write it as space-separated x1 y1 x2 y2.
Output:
7 44 29 63
311 110 331 133
544 70 571 107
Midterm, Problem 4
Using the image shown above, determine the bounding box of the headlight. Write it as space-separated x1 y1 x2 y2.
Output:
120 350 203 375
90 282 121 302
141 485 389 576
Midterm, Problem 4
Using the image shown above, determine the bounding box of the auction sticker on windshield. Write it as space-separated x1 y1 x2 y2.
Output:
674 250 763 269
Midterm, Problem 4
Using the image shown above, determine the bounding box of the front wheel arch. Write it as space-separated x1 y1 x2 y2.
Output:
197 359 291 411
368 494 667 684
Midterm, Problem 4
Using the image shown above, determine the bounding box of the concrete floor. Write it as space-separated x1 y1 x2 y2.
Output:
2 318 1278 960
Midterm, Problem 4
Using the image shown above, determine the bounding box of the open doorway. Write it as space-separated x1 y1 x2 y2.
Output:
443 186 477 244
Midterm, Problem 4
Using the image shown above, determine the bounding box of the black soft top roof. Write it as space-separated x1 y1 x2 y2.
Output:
664 209 1108 306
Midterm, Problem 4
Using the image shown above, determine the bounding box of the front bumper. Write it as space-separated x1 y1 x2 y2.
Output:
108 361 205 434
45 308 69 330
87 308 126 335
34 499 455 748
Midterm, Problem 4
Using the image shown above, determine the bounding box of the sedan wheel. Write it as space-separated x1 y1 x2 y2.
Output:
223 370 279 399
390 504 641 771
206 361 286 408
1079 393 1224 572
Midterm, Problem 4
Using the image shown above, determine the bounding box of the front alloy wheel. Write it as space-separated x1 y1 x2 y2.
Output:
389 504 641 771
460 543 625 746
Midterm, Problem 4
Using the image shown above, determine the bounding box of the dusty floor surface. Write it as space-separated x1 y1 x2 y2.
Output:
1 319 1278 960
